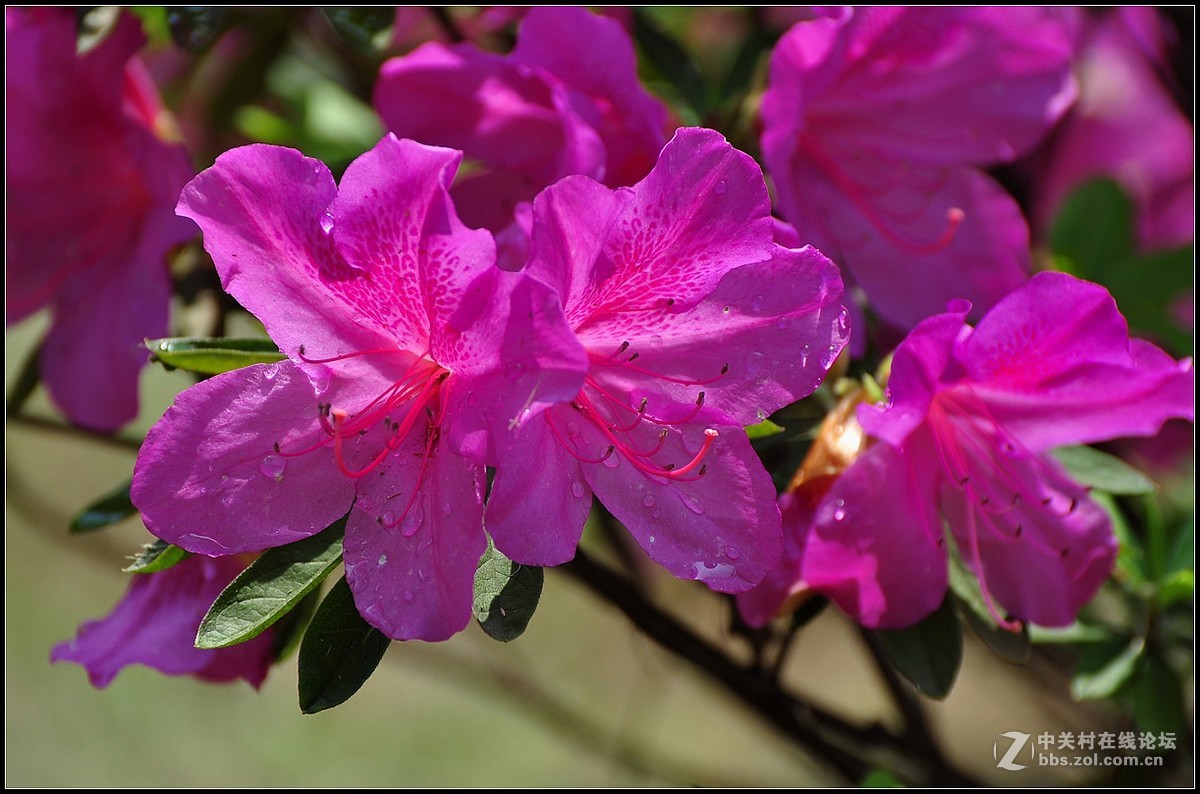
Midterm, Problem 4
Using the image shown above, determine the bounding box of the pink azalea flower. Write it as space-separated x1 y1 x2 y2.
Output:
740 272 1194 630
1032 7 1194 249
131 134 586 642
5 8 195 430
761 7 1077 330
374 6 670 231
51 555 275 688
485 128 849 591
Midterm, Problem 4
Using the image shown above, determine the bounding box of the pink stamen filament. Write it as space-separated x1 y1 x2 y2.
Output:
379 409 443 529
544 412 616 465
297 344 414 365
588 349 728 387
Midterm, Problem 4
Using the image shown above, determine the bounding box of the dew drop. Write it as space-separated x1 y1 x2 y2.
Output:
382 510 396 526
400 506 423 537
320 212 334 234
651 510 661 519
642 494 656 508
692 560 735 582
648 535 656 544
724 546 741 561
776 317 789 330
832 498 847 522
441 502 453 516
403 590 414 603
377 554 388 566
311 366 332 395
259 454 286 481
714 179 728 195
751 295 766 312
684 496 704 515
503 360 526 382
745 351 766 377
836 308 851 335
602 454 621 469
571 482 585 499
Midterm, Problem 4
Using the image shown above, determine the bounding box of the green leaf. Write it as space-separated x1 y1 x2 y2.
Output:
1072 636 1144 701
860 768 905 788
270 590 322 663
473 537 543 642
875 593 962 699
4 342 40 419
1051 446 1157 496
322 7 394 52
631 9 711 117
297 576 390 714
146 336 285 375
196 517 346 649
1158 569 1194 608
1028 621 1112 645
1131 649 1187 734
745 418 785 440
1092 490 1145 583
1049 178 1135 276
70 480 136 533
123 538 189 574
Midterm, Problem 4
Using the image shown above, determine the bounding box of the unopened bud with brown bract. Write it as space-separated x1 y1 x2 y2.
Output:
773 385 873 618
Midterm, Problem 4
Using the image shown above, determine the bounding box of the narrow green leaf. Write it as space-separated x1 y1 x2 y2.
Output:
1071 636 1144 701
745 418 786 440
4 342 40 419
474 537 543 642
1158 569 1194 608
1131 649 1187 734
1049 178 1135 277
631 9 711 117
875 593 962 699
1051 445 1157 496
124 538 189 574
70 479 137 533
271 590 322 663
1028 621 1112 645
297 576 390 714
146 336 285 375
196 517 346 649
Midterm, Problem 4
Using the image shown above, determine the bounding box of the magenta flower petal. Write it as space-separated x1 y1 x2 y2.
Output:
6 8 194 430
1032 8 1194 249
51 555 275 689
512 6 670 187
177 146 395 377
736 490 815 628
581 245 847 428
801 442 948 629
343 440 485 642
788 273 1191 630
958 272 1195 451
132 361 356 555
762 6 1075 330
582 423 782 593
940 436 1116 628
483 414 593 567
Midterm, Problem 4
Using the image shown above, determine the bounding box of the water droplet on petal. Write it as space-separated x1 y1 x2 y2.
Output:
602 454 621 469
441 502 453 516
651 510 661 519
571 482 585 499
503 360 526 382
320 212 334 234
832 497 847 522
684 496 704 515
776 317 789 330
692 560 735 582
751 295 766 312
642 494 656 508
377 554 388 566
745 351 766 377
400 507 423 536
259 454 286 481
403 590 414 603
714 179 728 194
382 510 396 526
725 546 741 561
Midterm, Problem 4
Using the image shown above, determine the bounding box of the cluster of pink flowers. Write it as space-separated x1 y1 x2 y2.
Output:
10 7 1191 689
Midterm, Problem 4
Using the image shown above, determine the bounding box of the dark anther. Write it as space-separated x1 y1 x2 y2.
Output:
299 345 306 355
698 464 708 477
628 352 640 362
658 429 669 440
638 398 649 413
617 341 630 354
696 391 706 405
1060 547 1069 558
1041 496 1053 505
1014 524 1023 537
957 475 970 486
273 441 281 453
1067 497 1077 513
720 363 729 375
1011 493 1022 507
665 298 675 306
979 495 990 506
663 463 676 471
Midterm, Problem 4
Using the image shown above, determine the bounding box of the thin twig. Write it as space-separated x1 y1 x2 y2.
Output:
6 414 143 452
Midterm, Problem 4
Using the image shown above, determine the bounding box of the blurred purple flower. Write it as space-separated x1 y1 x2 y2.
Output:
761 7 1077 330
742 272 1194 630
485 128 849 592
5 8 195 430
375 6 670 231
1031 7 1194 250
52 555 275 688
131 134 584 642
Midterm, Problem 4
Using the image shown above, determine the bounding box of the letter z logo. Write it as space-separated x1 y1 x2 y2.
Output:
994 731 1032 771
